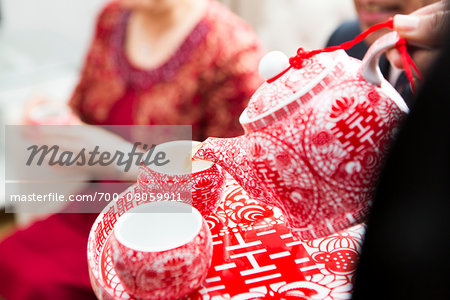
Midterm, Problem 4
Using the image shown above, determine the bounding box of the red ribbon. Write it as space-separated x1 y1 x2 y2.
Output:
395 37 424 93
269 18 423 93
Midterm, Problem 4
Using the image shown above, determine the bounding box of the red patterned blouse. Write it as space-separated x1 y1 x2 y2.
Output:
70 0 264 140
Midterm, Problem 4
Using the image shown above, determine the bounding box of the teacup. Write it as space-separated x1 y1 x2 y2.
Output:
111 201 213 299
137 140 226 216
26 101 76 125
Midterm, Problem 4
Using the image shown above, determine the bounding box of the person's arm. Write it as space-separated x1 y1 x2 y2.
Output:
29 3 140 182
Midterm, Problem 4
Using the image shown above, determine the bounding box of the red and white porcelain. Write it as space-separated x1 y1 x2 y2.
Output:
193 32 408 240
138 140 226 217
87 176 366 300
110 201 212 299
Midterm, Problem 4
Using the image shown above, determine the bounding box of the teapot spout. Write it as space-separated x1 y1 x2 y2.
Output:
193 136 245 174
193 137 271 204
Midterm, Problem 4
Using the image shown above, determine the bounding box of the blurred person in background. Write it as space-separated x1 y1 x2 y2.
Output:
0 0 264 299
326 0 440 107
70 0 263 138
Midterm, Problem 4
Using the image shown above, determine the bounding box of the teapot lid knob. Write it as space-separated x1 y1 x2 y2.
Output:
258 51 290 82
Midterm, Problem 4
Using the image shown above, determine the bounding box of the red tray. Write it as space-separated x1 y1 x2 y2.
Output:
87 176 365 299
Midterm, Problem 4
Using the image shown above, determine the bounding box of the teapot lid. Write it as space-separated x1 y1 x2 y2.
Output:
243 50 339 122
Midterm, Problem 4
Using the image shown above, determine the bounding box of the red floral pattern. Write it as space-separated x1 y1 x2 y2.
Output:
329 97 356 119
312 249 358 275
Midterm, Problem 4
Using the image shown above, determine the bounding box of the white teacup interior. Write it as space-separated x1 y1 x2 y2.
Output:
147 140 213 175
114 201 202 252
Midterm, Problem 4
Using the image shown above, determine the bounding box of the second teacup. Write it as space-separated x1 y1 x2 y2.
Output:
137 140 226 216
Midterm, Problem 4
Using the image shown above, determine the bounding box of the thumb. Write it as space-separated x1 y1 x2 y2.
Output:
393 10 449 47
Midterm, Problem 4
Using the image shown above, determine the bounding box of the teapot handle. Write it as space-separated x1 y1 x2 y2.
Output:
360 31 401 86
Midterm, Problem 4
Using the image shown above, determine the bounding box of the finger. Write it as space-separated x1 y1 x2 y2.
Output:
394 10 449 47
386 49 403 70
410 1 447 16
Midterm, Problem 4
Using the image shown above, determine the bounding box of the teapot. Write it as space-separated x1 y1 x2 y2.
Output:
193 32 409 240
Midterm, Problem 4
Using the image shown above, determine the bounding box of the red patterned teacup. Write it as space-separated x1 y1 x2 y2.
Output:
111 201 212 299
138 140 226 216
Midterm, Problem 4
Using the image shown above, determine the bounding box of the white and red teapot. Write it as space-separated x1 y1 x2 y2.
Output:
194 32 411 240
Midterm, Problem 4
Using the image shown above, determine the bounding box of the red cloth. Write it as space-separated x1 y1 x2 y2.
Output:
0 1 263 299
0 214 98 300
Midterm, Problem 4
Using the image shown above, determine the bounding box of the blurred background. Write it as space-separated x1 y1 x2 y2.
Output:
0 0 355 236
